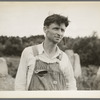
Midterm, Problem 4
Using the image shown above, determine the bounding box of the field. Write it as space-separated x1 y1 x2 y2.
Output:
4 56 100 90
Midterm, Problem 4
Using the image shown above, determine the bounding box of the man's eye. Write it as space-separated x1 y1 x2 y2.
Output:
53 28 59 30
61 29 65 32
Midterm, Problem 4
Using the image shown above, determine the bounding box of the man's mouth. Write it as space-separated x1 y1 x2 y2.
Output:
55 36 61 39
55 37 61 40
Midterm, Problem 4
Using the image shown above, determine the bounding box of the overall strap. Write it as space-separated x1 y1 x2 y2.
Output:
26 45 39 90
32 45 39 56
56 52 63 61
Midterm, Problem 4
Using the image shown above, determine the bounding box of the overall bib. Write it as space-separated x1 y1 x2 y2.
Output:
28 46 68 90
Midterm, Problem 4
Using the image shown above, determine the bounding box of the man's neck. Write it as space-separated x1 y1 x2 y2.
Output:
43 39 57 58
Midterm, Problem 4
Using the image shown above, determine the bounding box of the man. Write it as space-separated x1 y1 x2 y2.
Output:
15 14 77 90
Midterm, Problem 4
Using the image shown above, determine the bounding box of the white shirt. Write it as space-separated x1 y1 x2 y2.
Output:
15 43 77 90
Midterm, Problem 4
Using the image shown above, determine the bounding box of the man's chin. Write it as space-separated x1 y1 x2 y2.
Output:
53 40 61 44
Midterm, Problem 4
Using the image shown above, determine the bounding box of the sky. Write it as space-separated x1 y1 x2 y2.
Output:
0 1 100 38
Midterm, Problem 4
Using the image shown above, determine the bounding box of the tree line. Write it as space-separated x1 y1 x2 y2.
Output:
0 34 100 66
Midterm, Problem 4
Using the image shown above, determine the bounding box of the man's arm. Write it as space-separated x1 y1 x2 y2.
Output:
15 48 28 91
62 53 77 90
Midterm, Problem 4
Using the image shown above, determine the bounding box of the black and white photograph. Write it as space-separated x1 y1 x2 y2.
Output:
0 1 100 98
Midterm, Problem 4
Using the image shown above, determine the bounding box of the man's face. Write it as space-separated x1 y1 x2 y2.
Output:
44 23 66 44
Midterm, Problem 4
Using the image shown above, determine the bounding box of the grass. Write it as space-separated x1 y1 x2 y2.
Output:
4 56 20 78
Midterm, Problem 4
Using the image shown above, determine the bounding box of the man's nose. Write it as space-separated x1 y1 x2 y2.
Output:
57 30 63 36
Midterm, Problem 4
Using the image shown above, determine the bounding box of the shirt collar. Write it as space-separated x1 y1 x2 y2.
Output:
37 42 44 55
37 42 62 58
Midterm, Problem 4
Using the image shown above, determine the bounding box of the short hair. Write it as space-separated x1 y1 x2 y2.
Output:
44 14 70 27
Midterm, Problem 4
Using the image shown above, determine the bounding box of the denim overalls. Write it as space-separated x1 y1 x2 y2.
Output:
28 46 68 90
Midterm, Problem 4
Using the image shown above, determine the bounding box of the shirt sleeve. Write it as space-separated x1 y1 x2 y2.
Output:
15 47 29 91
61 53 77 90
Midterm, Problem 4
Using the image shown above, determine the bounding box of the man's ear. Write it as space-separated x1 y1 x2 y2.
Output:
43 26 48 33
